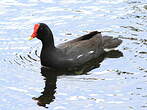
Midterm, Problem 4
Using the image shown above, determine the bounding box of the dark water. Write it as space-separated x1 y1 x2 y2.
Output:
0 0 147 110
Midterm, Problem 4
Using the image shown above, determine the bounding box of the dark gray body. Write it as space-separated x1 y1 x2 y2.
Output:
40 31 122 69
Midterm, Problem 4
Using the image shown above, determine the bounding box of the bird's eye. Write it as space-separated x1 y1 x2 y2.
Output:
40 27 44 31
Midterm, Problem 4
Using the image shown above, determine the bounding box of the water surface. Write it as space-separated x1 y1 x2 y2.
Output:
0 0 147 110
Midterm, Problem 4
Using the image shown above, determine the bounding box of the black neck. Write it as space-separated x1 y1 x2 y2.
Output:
41 28 55 49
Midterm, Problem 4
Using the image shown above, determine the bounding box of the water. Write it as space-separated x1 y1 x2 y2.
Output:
0 0 147 110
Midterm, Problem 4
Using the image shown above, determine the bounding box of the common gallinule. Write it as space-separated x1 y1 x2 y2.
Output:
29 23 122 70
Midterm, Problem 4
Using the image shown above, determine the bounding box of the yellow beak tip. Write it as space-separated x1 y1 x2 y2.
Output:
28 36 33 40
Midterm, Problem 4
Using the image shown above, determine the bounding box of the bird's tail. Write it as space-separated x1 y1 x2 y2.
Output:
103 36 122 49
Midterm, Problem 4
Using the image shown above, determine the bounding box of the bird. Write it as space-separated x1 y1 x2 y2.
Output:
28 23 122 70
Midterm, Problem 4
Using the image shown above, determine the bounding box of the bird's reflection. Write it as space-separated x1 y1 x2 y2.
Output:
33 50 123 108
